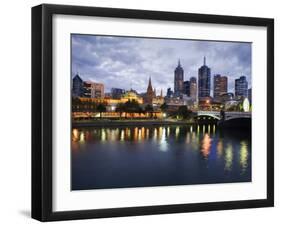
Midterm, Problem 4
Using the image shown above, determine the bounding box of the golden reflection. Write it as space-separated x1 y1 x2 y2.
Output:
153 128 157 141
138 129 142 141
225 143 233 171
159 127 163 141
101 128 106 141
141 127 145 140
202 125 205 134
175 126 180 139
167 127 170 137
190 126 193 133
201 134 212 158
217 140 223 158
213 124 216 134
134 127 138 141
125 128 131 139
72 129 79 142
120 129 124 141
146 128 149 139
197 125 200 134
208 124 211 134
240 141 249 173
79 132 85 142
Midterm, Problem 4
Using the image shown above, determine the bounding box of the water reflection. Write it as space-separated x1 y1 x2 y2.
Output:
159 127 168 152
225 143 233 171
72 125 251 175
217 140 223 158
201 134 212 158
240 141 249 174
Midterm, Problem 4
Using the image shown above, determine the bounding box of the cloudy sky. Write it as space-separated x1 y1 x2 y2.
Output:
71 34 251 95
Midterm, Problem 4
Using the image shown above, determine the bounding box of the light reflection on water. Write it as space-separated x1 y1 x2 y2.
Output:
72 125 251 190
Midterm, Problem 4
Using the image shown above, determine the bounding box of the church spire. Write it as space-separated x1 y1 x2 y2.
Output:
147 76 153 93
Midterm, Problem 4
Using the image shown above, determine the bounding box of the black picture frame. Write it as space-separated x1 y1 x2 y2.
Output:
32 3 274 222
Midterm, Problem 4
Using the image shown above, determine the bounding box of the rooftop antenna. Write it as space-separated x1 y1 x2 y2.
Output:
203 56 206 66
178 58 181 66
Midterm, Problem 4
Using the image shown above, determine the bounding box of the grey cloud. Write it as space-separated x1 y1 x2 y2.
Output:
72 34 251 95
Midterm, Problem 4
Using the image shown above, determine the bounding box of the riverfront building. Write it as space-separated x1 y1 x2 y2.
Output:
189 77 197 100
235 76 248 98
84 81 105 98
111 88 125 99
183 80 190 96
213 74 228 101
72 74 84 97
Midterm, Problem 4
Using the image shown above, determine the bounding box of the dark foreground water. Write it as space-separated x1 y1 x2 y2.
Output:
72 125 251 190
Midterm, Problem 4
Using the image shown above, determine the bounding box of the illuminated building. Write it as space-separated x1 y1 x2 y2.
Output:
213 74 228 100
174 60 184 96
235 76 248 98
198 56 211 98
121 90 144 104
152 89 164 107
189 77 197 100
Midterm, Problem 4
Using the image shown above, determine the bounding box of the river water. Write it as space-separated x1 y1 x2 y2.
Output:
72 125 251 190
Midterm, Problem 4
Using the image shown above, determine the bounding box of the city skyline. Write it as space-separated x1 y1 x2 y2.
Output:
72 34 252 95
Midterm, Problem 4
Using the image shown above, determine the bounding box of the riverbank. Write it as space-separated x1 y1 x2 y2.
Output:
72 119 194 127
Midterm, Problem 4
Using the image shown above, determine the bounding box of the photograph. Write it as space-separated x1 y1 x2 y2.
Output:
71 34 252 190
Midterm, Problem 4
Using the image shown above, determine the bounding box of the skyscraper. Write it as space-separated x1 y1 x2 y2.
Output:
72 74 84 97
174 59 184 96
213 74 228 100
189 77 197 100
198 57 211 98
183 80 190 96
235 76 248 98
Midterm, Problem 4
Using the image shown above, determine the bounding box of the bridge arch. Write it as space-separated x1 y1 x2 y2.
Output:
195 114 220 120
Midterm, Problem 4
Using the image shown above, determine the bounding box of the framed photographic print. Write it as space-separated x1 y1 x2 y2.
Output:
32 4 274 221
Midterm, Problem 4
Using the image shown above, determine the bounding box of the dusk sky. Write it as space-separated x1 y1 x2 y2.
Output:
71 34 251 95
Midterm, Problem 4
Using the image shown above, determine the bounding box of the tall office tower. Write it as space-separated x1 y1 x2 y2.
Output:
72 74 84 97
183 80 190 96
189 77 197 100
198 57 211 98
174 59 184 96
235 76 248 98
213 74 228 100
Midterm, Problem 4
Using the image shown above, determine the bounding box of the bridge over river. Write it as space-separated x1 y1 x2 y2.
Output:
194 111 251 128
